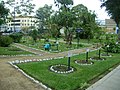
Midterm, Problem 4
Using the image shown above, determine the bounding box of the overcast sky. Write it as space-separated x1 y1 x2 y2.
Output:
32 0 109 20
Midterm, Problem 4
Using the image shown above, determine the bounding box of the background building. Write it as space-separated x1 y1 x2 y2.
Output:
7 16 39 32
105 19 116 32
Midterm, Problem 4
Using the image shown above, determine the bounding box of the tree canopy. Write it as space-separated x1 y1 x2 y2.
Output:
0 1 9 25
35 0 100 44
3 0 35 16
101 0 120 27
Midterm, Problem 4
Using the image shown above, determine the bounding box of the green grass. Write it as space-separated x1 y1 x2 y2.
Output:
17 51 120 90
21 39 90 52
0 46 34 55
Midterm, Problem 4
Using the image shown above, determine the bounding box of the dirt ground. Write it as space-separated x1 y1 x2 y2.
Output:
0 56 45 90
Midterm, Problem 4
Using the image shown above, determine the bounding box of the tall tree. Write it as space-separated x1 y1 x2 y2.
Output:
54 0 74 45
3 0 35 16
101 0 120 36
36 4 53 36
0 1 9 32
72 4 97 39
29 29 38 43
0 1 9 25
54 0 73 8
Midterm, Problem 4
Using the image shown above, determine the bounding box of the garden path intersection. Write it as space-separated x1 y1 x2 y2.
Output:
0 43 120 90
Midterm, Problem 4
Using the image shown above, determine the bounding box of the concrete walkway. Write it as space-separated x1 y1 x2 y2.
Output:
86 65 120 90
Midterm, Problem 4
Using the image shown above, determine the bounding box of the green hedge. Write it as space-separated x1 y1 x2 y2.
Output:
0 36 13 47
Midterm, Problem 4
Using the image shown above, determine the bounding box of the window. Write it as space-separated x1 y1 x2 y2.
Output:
11 20 20 22
11 23 20 26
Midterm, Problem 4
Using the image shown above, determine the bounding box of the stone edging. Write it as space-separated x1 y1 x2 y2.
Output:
75 60 93 65
0 54 37 57
50 64 74 74
8 56 64 90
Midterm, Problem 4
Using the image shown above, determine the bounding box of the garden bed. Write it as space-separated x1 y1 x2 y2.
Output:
15 51 120 90
75 60 93 65
0 46 34 55
90 57 106 61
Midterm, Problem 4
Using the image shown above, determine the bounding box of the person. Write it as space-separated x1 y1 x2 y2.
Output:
44 43 51 51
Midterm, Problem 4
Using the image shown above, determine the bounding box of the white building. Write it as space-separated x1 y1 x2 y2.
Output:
7 16 39 32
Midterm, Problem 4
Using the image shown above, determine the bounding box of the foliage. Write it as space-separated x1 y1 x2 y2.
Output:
4 0 35 16
17 51 120 90
101 0 120 27
0 1 9 25
9 32 23 43
29 29 39 42
35 1 100 44
36 4 53 35
0 35 13 47
101 0 120 40
0 46 33 55
21 38 88 52
54 0 73 8
21 26 30 34
72 4 98 39
103 42 120 53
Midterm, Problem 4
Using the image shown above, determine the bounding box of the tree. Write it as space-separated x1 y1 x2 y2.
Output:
72 4 98 39
0 1 9 26
36 4 53 36
54 0 74 46
101 0 120 40
21 26 30 34
3 0 35 16
9 32 23 43
29 29 38 42
54 0 73 8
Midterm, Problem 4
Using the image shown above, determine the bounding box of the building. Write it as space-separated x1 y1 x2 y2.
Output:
7 16 39 32
105 19 116 32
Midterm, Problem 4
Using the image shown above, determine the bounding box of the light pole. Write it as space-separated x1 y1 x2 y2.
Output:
68 52 72 70
76 28 83 48
56 41 59 51
106 45 109 56
99 48 101 59
116 42 118 53
86 49 89 62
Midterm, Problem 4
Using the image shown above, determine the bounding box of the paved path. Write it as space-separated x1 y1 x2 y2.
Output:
86 65 120 90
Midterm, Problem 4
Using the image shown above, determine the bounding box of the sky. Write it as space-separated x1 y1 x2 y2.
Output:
32 0 110 20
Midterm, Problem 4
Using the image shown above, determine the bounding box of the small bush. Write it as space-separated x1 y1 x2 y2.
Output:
0 36 13 47
103 42 120 53
9 32 23 43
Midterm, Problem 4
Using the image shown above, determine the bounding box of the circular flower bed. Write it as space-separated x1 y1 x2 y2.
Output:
90 57 106 61
50 64 75 74
75 60 93 65
101 53 112 57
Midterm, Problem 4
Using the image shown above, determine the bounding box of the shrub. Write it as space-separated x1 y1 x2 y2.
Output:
0 36 13 47
9 32 23 43
103 42 120 53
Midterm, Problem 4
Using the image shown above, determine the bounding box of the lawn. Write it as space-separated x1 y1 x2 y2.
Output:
0 46 34 55
21 38 91 52
17 51 120 90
